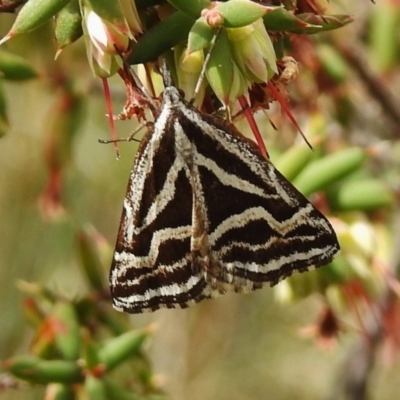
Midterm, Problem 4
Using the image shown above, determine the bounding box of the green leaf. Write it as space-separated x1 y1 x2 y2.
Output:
0 50 38 80
293 147 367 196
263 8 316 31
129 11 195 64
328 179 395 212
55 0 83 52
99 330 148 372
4 356 83 384
294 14 354 34
0 0 71 43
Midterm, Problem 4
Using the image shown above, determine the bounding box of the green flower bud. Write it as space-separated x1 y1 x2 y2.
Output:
206 29 248 107
81 8 122 77
81 0 141 78
227 19 277 83
174 44 205 105
84 8 129 56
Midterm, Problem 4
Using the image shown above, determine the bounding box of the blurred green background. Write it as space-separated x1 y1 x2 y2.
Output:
1 1 400 399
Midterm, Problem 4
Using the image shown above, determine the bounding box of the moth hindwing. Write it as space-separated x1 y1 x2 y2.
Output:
109 86 340 313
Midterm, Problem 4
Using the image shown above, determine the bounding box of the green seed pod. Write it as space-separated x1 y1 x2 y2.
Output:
293 147 367 196
328 179 395 212
53 302 81 361
0 50 38 81
274 138 322 181
98 330 148 372
0 0 71 43
55 0 83 53
4 356 83 384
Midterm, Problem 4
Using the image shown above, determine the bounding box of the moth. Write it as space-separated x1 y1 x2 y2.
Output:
109 81 340 313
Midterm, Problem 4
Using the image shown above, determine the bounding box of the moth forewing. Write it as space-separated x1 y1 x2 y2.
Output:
110 85 340 314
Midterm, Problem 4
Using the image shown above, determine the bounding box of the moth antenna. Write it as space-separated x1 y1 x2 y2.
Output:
160 60 173 88
99 137 141 144
98 122 152 144
190 27 222 105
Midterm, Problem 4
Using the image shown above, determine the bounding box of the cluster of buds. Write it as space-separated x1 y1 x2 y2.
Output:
81 0 281 110
82 0 142 77
0 0 353 107
180 0 279 108
79 0 351 114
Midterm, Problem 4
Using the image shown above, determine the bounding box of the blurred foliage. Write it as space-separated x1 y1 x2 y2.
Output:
0 1 400 400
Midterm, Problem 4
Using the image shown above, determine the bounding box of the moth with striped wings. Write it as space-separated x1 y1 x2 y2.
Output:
109 69 340 314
